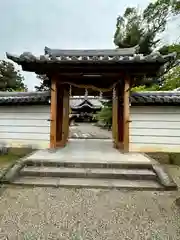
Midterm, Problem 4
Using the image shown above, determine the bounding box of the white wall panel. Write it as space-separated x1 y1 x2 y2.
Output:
130 106 180 152
0 105 50 149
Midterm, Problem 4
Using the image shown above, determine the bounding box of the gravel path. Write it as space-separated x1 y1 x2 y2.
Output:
69 123 112 139
0 166 179 239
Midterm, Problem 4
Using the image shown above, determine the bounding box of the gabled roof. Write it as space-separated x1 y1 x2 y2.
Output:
44 46 137 57
0 91 180 106
6 48 175 65
71 98 103 109
6 47 176 80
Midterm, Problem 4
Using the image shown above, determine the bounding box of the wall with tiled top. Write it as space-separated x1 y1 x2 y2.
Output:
0 105 180 152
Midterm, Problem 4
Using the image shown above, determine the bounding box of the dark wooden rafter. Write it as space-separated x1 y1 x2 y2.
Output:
23 62 165 78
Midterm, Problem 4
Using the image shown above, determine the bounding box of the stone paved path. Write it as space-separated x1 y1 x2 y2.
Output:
69 123 112 139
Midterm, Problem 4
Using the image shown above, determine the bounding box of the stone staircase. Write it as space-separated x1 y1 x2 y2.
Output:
3 158 177 190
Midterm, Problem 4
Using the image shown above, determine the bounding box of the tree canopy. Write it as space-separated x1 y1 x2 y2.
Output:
113 0 180 91
35 75 50 92
0 60 27 92
133 43 180 91
96 100 112 126
114 0 180 55
97 0 180 125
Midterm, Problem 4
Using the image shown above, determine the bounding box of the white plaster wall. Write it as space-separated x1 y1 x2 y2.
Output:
0 105 50 149
130 106 180 152
0 105 180 152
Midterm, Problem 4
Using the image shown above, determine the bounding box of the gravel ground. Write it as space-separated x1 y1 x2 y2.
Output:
69 123 112 139
0 165 180 240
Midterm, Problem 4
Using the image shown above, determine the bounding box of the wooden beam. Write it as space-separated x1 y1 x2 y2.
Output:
50 79 57 148
123 76 130 152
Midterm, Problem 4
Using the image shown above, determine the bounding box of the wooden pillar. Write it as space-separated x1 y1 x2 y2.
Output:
123 76 130 152
112 83 124 150
56 85 64 147
50 79 57 148
50 77 69 148
112 88 118 145
112 76 130 152
62 86 70 144
117 84 124 149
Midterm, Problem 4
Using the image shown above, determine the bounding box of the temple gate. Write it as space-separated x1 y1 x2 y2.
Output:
7 47 175 152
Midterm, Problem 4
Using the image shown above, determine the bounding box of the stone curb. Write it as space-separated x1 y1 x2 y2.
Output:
0 150 37 183
25 159 153 170
20 167 157 181
10 180 165 191
143 153 177 190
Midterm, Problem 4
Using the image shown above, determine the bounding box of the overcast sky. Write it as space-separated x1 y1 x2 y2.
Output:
0 0 178 91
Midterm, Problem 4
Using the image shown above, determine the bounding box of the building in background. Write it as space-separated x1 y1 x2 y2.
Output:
70 96 102 122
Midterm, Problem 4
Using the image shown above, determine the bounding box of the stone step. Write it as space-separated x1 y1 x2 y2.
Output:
20 166 157 180
11 176 164 190
25 159 152 170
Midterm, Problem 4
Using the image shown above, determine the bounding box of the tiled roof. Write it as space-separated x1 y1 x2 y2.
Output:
44 46 137 57
0 91 180 106
6 47 176 64
0 91 50 105
131 91 180 105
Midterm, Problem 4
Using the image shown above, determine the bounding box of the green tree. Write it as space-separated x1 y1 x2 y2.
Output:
96 100 112 126
160 65 180 90
159 43 180 60
99 0 180 125
114 0 180 54
133 43 180 91
0 60 27 91
35 75 50 91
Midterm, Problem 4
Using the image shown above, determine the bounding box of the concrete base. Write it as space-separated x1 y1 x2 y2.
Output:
3 140 177 190
26 139 153 165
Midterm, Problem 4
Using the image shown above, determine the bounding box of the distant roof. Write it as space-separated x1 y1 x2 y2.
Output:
71 97 103 109
0 91 180 106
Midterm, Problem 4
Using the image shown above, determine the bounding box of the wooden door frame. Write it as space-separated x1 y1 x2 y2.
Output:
112 76 130 152
50 77 70 148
